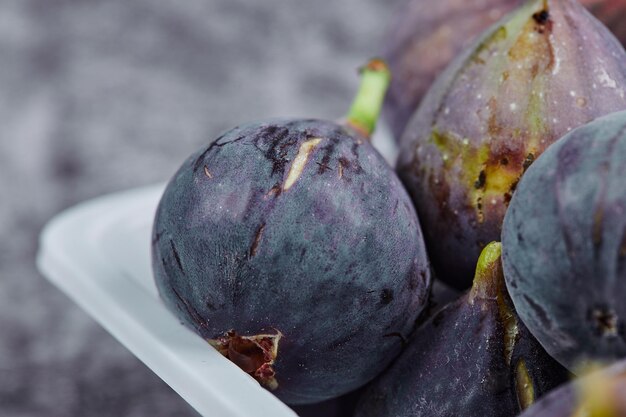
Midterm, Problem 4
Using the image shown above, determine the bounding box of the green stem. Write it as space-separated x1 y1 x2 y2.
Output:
345 58 391 139
469 241 503 302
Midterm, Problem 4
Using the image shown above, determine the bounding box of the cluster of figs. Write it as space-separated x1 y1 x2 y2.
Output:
151 0 626 415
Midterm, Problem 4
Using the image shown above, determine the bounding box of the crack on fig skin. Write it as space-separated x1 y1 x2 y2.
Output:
338 157 350 180
251 125 295 177
264 183 282 199
249 223 266 258
169 239 185 275
283 138 322 191
349 142 364 175
208 330 282 390
193 134 245 172
316 161 332 174
589 307 619 338
170 285 209 332
203 165 213 179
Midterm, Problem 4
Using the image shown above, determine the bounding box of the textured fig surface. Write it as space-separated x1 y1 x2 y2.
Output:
502 110 626 371
354 243 569 417
382 0 519 140
152 119 431 404
397 0 626 289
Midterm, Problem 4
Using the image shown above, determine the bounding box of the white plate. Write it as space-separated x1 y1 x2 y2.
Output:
36 184 298 417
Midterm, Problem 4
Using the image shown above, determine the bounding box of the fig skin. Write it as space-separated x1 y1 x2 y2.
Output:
518 359 626 417
397 0 626 289
151 119 431 404
502 110 626 372
353 243 569 417
381 0 625 142
382 0 520 140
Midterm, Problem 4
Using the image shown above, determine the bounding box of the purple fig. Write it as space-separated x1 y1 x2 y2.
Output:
353 242 569 417
519 360 626 417
381 0 626 141
382 0 520 140
502 110 626 371
151 60 432 405
397 0 626 289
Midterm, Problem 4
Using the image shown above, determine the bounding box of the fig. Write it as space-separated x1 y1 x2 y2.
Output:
519 359 626 417
397 0 626 289
353 242 569 417
382 0 520 140
381 0 626 141
502 110 626 371
151 60 432 405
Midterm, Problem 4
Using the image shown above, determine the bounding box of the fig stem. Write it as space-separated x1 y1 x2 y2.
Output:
469 241 503 302
345 58 391 139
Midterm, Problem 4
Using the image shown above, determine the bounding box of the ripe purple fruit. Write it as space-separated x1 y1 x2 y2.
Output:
353 243 569 417
381 0 626 142
502 110 626 371
397 0 626 289
151 60 432 405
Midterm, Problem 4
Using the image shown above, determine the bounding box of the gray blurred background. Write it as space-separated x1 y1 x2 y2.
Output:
0 0 402 415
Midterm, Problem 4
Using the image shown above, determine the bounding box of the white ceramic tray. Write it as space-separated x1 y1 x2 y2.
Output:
36 183 299 417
